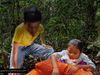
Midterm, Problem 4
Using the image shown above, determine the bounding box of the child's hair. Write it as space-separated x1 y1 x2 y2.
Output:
68 39 83 52
24 6 42 22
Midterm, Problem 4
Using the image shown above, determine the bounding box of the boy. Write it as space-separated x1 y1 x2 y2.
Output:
10 6 54 74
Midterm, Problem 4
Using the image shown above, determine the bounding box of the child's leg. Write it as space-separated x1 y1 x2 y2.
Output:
29 43 54 58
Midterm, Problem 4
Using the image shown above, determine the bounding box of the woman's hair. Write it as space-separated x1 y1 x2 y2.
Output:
24 6 42 22
68 39 84 52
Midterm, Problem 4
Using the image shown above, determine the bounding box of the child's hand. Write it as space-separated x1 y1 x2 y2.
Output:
67 65 79 75
52 67 60 75
42 44 52 49
9 73 17 75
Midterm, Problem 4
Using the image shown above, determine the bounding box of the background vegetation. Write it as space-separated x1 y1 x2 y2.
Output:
0 0 100 74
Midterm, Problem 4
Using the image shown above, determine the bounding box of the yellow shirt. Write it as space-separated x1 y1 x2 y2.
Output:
12 23 44 46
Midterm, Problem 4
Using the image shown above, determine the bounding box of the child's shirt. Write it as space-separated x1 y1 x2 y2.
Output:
54 50 96 69
12 23 44 46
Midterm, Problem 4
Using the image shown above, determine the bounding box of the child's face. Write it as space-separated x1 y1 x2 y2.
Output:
27 21 40 29
26 21 40 34
67 44 81 59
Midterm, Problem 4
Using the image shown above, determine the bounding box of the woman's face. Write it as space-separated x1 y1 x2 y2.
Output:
67 44 81 59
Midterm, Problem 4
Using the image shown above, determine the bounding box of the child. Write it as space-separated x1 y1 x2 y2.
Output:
27 39 96 75
51 39 96 75
9 6 54 75
27 39 95 75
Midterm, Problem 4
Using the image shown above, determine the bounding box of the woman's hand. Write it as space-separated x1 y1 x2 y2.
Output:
52 67 60 75
67 65 79 75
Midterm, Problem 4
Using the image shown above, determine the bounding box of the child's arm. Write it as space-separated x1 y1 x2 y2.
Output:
78 53 96 72
77 64 94 71
39 24 45 45
40 33 52 48
51 54 58 69
40 32 45 45
51 54 59 75
66 64 94 75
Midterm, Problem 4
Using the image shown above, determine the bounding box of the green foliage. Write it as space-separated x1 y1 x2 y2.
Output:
0 0 100 71
0 0 99 54
45 17 68 50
